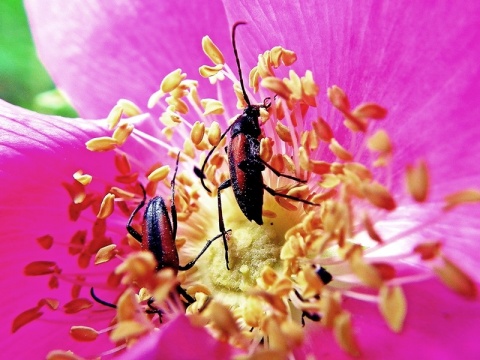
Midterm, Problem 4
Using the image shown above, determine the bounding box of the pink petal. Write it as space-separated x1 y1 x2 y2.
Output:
0 100 116 357
221 1 480 185
24 0 231 119
303 279 480 358
119 315 239 360
222 2 480 269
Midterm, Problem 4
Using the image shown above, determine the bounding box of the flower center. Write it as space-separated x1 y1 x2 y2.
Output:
203 195 301 295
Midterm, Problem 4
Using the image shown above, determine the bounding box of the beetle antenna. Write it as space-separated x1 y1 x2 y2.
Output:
90 287 117 309
232 21 250 107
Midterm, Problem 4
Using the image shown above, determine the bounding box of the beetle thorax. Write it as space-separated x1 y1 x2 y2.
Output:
231 105 262 139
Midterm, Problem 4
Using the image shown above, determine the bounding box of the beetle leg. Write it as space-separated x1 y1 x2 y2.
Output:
179 230 232 271
264 184 319 206
170 152 181 240
218 179 232 270
126 184 147 242
176 285 196 305
260 158 308 183
199 122 235 193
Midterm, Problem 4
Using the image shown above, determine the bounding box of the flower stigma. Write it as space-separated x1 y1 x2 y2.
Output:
14 28 480 359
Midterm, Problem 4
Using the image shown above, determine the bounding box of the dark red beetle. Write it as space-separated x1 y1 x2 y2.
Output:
91 153 227 311
126 152 228 302
196 22 318 270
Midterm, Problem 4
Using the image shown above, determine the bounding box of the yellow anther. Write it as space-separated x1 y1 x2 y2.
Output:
328 85 350 112
301 70 319 97
406 160 429 202
97 193 115 219
334 312 361 357
367 129 393 153
147 165 170 182
85 136 118 152
94 244 118 265
329 139 353 161
201 99 225 116
257 52 274 78
117 99 142 117
147 89 164 109
280 48 297 66
202 36 225 65
312 117 333 142
160 69 185 93
269 46 283 68
190 121 205 145
275 122 293 144
319 174 340 188
362 212 383 243
285 70 303 100
73 170 92 186
199 64 223 78
166 96 189 114
434 256 477 299
362 182 396 211
443 189 480 211
349 247 383 288
107 104 123 130
352 102 388 120
344 162 372 181
207 121 222 146
249 66 260 93
379 285 407 333
260 137 274 162
261 77 292 100
112 123 134 146
110 320 150 342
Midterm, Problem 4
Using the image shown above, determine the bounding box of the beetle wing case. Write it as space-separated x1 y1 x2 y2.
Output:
142 197 180 271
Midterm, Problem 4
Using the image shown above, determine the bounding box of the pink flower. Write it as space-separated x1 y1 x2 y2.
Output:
2 0 480 358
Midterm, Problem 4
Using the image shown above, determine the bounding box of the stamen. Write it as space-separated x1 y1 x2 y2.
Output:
160 69 186 93
73 170 92 186
85 137 118 152
70 326 99 342
201 99 225 116
94 244 118 265
443 189 480 211
199 64 224 78
433 256 477 299
147 165 170 182
202 36 225 65
107 104 123 130
63 298 93 314
207 121 222 146
378 285 407 332
46 350 83 360
190 121 205 145
36 234 54 250
260 77 292 100
97 193 115 219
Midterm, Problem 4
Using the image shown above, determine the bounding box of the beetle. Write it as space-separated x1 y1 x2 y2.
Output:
126 152 229 304
91 153 228 312
195 21 319 270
